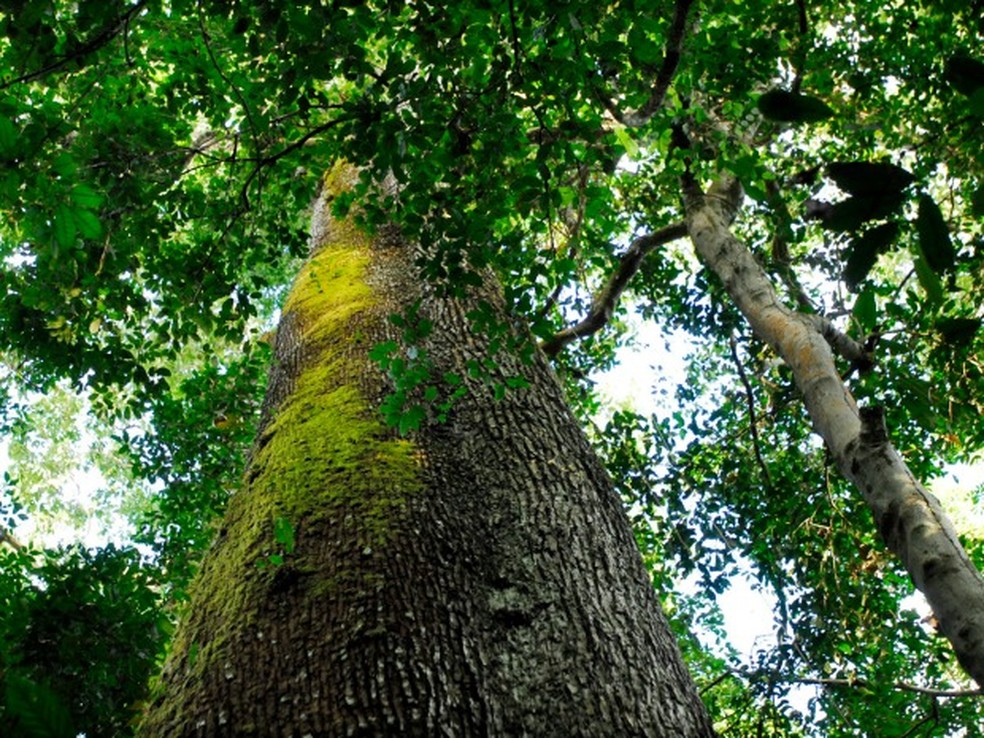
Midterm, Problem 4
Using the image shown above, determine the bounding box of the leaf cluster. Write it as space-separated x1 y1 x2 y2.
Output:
0 545 166 738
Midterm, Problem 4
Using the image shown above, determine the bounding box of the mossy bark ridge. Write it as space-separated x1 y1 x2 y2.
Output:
139 165 714 736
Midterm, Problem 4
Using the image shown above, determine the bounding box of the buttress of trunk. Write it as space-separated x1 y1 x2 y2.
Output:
138 165 715 737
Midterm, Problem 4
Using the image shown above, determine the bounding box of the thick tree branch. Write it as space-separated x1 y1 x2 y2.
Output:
805 313 871 368
683 174 984 688
0 525 24 551
540 221 688 356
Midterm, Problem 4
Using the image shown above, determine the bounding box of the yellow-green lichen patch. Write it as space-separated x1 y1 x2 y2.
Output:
283 245 374 342
165 237 424 679
251 379 422 541
259 240 425 540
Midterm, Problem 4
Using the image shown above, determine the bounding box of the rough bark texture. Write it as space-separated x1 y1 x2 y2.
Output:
138 165 715 737
683 174 984 688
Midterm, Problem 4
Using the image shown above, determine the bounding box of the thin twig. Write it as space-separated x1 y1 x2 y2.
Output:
708 666 983 699
699 670 735 696
196 1 261 211
188 115 355 305
507 0 523 81
762 183 871 371
237 115 357 209
791 0 810 93
123 8 135 67
0 0 151 89
765 179 816 312
793 676 980 699
535 166 590 321
729 334 772 486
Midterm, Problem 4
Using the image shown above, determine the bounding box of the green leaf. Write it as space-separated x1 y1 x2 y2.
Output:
757 89 834 123
969 88 984 118
945 54 984 96
73 208 103 239
53 204 77 248
51 152 78 178
0 116 17 155
368 340 398 362
612 124 639 159
504 375 530 390
915 195 954 274
972 185 984 218
936 317 981 347
70 184 104 209
0 169 20 201
897 376 937 431
741 179 768 203
852 288 877 334
413 317 433 340
398 405 426 435
273 516 295 553
912 249 944 306
3 673 76 738
380 389 406 422
842 222 900 290
826 162 914 197
628 25 660 65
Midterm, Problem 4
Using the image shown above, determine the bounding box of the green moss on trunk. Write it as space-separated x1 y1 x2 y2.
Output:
158 232 423 685
252 244 423 539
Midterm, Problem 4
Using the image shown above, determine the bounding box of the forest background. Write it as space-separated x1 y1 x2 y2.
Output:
1 0 983 735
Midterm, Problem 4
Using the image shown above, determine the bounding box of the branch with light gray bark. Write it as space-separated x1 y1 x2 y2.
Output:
0 525 24 551
683 173 984 688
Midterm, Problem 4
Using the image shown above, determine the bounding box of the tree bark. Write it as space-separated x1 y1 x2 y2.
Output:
138 165 715 737
683 174 984 688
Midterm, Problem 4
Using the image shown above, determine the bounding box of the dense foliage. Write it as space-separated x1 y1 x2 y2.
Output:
1 0 982 735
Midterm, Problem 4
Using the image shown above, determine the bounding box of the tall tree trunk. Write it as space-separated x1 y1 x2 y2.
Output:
138 166 715 737
683 174 984 687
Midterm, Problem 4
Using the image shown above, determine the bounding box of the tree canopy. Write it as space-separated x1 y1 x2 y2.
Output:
1 0 983 735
